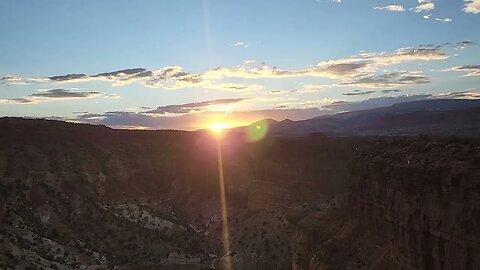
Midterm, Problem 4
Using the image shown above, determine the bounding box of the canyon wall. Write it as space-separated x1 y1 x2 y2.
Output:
1 118 479 269
0 118 353 269
293 140 480 270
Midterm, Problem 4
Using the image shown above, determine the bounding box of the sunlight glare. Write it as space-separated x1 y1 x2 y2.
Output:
209 122 231 134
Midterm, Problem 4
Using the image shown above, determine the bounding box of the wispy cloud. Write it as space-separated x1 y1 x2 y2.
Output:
1 68 152 86
144 98 248 115
464 0 480 14
423 13 432 19
0 88 114 104
230 41 248 48
380 89 402 94
449 65 480 77
0 76 50 85
301 84 328 93
342 90 377 96
436 90 480 99
374 5 405 12
453 40 474 50
435 17 452 23
340 71 430 88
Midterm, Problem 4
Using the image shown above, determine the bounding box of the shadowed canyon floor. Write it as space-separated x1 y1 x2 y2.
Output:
0 118 479 269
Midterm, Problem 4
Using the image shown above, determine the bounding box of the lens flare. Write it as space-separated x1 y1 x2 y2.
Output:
216 137 232 270
217 140 232 270
246 119 270 142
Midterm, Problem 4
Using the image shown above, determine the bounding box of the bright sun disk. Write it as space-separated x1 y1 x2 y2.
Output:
209 122 231 133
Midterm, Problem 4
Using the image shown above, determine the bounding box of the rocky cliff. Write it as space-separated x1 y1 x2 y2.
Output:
292 139 480 270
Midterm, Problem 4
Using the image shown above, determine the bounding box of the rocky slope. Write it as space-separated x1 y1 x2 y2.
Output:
0 118 353 269
1 117 479 269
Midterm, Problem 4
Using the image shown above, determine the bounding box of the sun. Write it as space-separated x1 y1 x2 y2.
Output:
209 122 231 134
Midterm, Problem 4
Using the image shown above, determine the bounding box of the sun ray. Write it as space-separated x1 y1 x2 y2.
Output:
216 135 232 270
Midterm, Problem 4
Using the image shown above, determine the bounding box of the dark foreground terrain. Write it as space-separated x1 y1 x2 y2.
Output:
0 118 479 269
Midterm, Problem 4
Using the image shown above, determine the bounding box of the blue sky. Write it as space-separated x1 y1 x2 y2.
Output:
1 0 479 129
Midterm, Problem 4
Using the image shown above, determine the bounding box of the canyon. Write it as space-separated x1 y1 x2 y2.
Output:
0 117 479 269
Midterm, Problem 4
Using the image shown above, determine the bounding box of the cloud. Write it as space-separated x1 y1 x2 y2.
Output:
243 60 256 64
230 41 248 48
0 88 114 104
1 68 153 86
141 66 205 89
48 68 152 86
145 98 248 115
449 65 480 77
203 62 369 80
127 66 263 92
0 66 263 92
435 17 452 23
265 98 342 110
48 73 89 82
30 88 103 99
361 46 448 65
380 89 402 94
0 98 35 104
0 43 451 91
453 40 474 50
435 90 480 99
423 13 432 19
201 45 447 82
414 2 435 12
301 84 327 93
341 71 430 88
209 83 263 92
374 5 405 12
342 90 377 96
464 0 480 13
0 76 50 85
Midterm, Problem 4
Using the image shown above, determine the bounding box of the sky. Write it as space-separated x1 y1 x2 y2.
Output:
1 0 480 130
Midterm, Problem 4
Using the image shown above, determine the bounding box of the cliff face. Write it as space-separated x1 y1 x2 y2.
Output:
292 140 480 270
350 141 480 269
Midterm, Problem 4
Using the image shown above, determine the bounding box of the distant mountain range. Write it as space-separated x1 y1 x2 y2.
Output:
2 99 480 138
244 99 480 137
